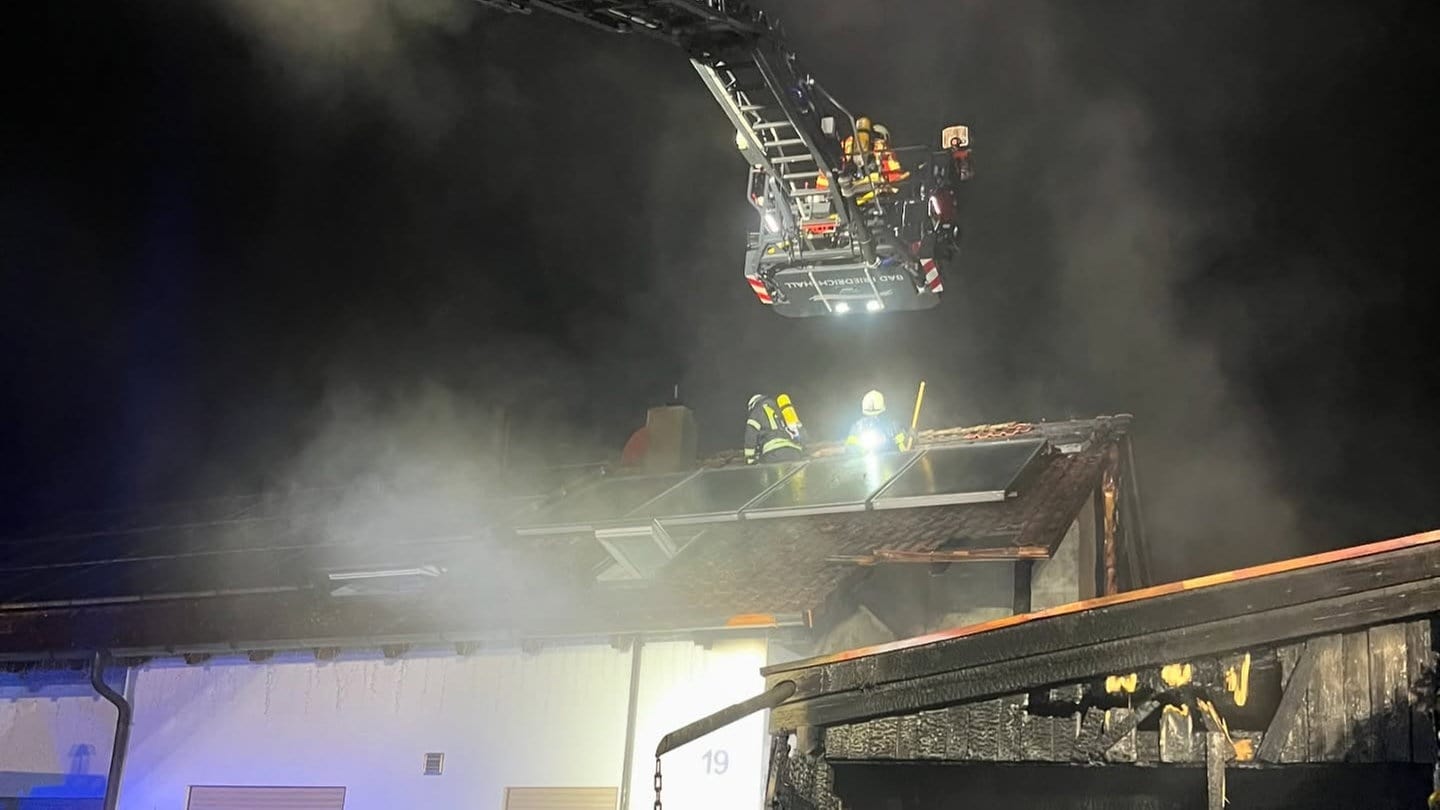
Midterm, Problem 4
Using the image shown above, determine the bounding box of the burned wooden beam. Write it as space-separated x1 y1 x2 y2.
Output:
1407 619 1437 763
1258 641 1317 763
1307 633 1345 761
1206 732 1227 810
944 704 970 759
997 695 1026 760
771 578 1440 730
1343 629 1376 761
915 708 949 759
1258 642 1315 763
1105 707 1139 763
1369 622 1411 760
768 532 1440 701
1078 698 1157 762
1013 560 1034 615
1160 705 1195 763
1072 707 1106 761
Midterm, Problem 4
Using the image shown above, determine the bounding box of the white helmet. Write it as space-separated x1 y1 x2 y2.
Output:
748 394 765 410
861 390 886 416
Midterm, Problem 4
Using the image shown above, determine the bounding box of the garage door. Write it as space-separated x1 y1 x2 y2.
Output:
503 787 618 810
186 786 347 809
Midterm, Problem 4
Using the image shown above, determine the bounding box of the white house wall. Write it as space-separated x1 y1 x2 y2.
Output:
0 638 769 810
1 677 117 800
623 638 767 810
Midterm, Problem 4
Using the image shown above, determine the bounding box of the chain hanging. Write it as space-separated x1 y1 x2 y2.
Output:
653 757 663 810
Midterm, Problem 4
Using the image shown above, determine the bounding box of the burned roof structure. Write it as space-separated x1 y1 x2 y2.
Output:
752 532 1440 810
0 415 1144 662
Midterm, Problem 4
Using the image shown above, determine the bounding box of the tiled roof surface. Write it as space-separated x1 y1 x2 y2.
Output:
484 417 1124 633
0 416 1130 646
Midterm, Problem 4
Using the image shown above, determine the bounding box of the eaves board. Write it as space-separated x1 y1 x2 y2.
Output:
869 439 1048 511
741 451 923 521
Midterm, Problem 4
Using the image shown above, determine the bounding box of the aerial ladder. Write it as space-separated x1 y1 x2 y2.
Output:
475 0 972 317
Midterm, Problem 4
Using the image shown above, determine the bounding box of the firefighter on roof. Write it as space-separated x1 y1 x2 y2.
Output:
846 390 909 455
744 394 804 464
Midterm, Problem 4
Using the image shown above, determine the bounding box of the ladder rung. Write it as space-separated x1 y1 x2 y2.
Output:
790 188 831 197
739 104 767 112
752 121 793 131
772 155 815 164
765 139 805 148
783 171 821 180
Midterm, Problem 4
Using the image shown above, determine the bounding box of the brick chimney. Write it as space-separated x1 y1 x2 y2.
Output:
642 405 697 474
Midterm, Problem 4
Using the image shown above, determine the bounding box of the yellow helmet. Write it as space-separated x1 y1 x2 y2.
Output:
855 116 872 133
861 390 885 416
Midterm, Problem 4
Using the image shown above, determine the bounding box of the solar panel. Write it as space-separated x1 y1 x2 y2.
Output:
870 439 1047 510
514 471 697 534
632 462 804 525
741 452 922 519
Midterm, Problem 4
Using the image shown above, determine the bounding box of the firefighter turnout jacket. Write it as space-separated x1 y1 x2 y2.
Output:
745 396 803 463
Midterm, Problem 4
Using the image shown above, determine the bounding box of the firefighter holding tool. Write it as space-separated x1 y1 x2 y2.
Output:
845 390 909 455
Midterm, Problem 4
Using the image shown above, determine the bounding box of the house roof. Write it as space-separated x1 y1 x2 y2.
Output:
0 415 1137 660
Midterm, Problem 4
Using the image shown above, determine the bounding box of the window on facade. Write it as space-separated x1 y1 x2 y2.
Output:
186 786 346 809
503 787 618 810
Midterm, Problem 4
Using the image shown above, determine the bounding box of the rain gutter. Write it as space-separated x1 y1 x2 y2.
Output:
617 637 645 810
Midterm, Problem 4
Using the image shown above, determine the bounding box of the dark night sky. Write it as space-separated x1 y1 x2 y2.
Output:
3 0 1438 579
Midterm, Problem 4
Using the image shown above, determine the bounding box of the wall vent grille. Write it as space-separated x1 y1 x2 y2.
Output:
423 752 445 776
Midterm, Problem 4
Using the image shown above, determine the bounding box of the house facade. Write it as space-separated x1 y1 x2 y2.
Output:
3 639 770 810
0 414 1144 809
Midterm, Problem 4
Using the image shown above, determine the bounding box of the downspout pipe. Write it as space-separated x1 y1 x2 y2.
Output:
617 638 644 810
91 650 133 810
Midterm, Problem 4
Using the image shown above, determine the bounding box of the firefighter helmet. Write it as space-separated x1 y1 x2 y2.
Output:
861 390 886 416
748 394 765 410
855 115 872 133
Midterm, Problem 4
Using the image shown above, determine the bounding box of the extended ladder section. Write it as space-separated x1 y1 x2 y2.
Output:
473 0 939 316
690 47 900 317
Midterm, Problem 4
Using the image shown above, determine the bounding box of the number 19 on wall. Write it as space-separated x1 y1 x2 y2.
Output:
701 749 729 775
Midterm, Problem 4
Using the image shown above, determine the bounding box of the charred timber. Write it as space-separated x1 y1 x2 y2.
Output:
766 535 1440 730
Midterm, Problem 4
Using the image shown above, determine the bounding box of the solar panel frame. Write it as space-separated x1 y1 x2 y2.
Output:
740 451 925 520
639 461 807 527
513 469 702 535
868 438 1048 510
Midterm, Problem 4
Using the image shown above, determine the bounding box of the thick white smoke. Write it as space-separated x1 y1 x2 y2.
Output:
216 0 482 141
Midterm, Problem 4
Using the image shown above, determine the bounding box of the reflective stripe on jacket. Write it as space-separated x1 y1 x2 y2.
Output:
744 397 802 463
